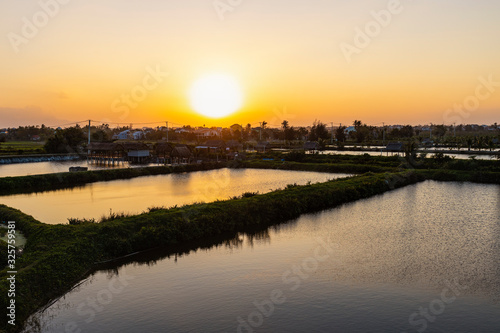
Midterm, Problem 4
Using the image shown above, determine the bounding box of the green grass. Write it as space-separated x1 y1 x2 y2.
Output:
0 141 45 156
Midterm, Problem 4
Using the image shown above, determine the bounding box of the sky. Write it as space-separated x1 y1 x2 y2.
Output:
1 0 499 128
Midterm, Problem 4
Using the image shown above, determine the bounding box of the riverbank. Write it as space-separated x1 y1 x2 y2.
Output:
0 154 81 165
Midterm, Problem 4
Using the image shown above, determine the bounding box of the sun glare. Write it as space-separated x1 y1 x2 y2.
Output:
189 73 243 118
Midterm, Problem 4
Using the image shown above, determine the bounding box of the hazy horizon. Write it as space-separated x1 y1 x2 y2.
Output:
1 0 499 128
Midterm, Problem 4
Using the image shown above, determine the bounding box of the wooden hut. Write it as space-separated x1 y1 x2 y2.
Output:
87 142 125 165
385 142 403 156
171 145 193 164
256 141 269 152
304 141 320 152
155 142 174 164
226 140 243 152
121 142 150 163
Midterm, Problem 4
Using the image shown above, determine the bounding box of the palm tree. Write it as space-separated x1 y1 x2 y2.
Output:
282 120 289 144
281 120 289 130
259 121 267 141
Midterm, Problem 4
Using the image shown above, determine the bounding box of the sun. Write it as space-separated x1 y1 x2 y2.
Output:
189 73 243 118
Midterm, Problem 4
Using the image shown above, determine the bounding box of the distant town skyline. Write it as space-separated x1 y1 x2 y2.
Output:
1 0 499 128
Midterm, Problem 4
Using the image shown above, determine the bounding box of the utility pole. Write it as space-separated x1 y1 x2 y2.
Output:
331 122 334 144
166 121 169 142
382 122 385 145
453 122 456 137
259 122 262 141
87 120 91 163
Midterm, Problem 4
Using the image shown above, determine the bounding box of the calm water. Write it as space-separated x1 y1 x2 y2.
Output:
0 160 160 177
25 181 500 332
317 150 498 160
0 169 348 224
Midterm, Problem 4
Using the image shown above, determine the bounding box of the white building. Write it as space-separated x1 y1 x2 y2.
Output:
112 130 131 140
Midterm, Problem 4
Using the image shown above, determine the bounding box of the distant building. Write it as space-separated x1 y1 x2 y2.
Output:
175 128 191 134
385 142 403 152
121 142 150 163
226 140 243 152
112 130 131 140
256 141 269 152
195 128 220 138
422 138 434 147
304 141 320 151
132 131 144 140
344 126 356 134
171 144 193 164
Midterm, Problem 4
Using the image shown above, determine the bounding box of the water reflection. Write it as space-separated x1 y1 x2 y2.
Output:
0 169 348 224
24 181 500 333
0 160 160 177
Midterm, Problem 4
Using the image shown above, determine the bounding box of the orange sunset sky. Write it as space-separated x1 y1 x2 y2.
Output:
1 0 499 128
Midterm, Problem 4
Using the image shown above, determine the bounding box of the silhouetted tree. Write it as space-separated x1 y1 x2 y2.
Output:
309 121 329 141
335 126 346 142
44 127 86 153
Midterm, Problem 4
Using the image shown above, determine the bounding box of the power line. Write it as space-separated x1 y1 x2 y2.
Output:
45 120 89 128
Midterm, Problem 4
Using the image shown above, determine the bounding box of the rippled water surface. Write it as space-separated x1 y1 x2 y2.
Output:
26 181 500 332
0 169 347 224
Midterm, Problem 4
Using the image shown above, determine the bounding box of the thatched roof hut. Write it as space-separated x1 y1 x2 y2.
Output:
386 142 403 152
87 142 124 152
155 142 174 155
205 140 226 149
256 141 269 152
304 141 320 151
120 142 150 152
226 140 243 151
171 145 193 158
